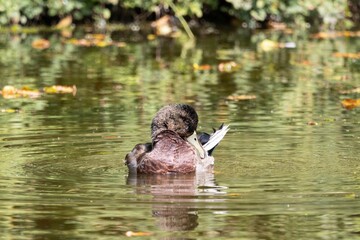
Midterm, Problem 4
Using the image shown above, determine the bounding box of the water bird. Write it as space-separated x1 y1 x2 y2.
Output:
125 104 229 174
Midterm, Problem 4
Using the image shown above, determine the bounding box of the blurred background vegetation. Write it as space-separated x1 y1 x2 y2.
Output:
0 0 359 30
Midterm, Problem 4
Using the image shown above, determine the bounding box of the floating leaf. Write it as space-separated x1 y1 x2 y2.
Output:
43 85 77 95
147 34 156 40
259 39 279 51
193 63 212 71
307 121 318 126
31 38 50 50
66 34 125 48
218 61 239 73
125 231 152 237
114 42 126 48
259 39 296 52
1 108 20 113
312 31 360 39
227 94 257 101
56 15 73 29
151 15 178 37
85 33 106 41
1 86 41 99
341 98 360 110
333 52 360 59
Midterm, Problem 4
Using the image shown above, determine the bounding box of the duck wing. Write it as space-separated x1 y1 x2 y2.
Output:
137 130 197 174
201 124 230 155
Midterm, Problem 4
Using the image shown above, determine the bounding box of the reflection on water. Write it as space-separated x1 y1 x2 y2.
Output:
0 28 360 239
127 172 221 233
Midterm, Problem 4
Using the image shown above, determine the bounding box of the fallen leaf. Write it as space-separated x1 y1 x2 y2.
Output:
31 39 50 50
147 34 156 40
218 61 239 72
114 42 126 47
60 29 73 38
85 33 106 41
17 88 42 98
151 15 178 37
333 52 360 59
312 31 360 39
341 98 360 110
1 86 16 96
1 108 20 113
56 15 73 29
193 63 212 71
66 34 125 48
259 39 296 51
259 39 279 51
227 193 241 196
125 231 152 237
227 94 257 101
307 121 318 126
43 85 77 95
1 86 41 99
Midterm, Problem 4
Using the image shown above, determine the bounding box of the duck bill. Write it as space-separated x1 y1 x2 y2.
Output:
187 131 206 159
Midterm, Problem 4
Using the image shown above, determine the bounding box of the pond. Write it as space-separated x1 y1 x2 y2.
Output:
0 27 360 239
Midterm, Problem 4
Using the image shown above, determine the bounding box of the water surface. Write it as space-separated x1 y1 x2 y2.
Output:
0 29 360 239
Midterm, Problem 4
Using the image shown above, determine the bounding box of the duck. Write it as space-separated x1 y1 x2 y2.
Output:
125 104 229 174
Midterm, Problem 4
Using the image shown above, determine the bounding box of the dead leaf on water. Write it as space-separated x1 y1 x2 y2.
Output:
218 61 239 73
151 15 179 37
125 231 152 237
227 94 257 101
333 52 360 59
147 34 156 40
31 38 50 50
43 85 77 95
193 63 212 71
1 86 41 99
341 98 360 110
56 15 73 29
258 39 296 51
227 193 241 197
85 33 106 41
312 31 360 39
307 121 318 126
1 108 20 113
66 34 125 48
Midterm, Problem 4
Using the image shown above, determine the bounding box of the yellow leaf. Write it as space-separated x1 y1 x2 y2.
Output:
31 39 50 50
56 15 73 29
125 231 152 237
193 63 212 71
147 34 156 40
341 98 360 110
44 85 77 95
333 52 360 59
259 39 279 51
227 94 257 101
1 85 41 99
218 61 239 72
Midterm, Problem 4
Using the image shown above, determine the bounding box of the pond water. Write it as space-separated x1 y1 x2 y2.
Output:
0 28 360 239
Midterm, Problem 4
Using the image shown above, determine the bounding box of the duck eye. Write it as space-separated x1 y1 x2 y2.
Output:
194 137 197 141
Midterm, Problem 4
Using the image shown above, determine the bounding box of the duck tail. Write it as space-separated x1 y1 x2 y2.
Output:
203 124 230 155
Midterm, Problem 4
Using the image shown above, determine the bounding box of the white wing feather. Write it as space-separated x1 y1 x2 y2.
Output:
203 125 230 152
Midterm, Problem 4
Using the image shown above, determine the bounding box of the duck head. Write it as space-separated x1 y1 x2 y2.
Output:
151 104 206 159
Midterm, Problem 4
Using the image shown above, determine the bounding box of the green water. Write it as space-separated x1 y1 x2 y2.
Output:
0 28 360 239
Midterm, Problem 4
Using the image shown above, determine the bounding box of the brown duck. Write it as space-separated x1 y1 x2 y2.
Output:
125 104 229 174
